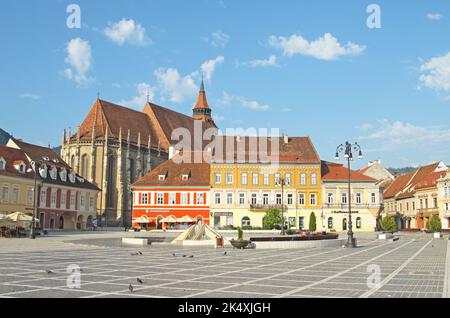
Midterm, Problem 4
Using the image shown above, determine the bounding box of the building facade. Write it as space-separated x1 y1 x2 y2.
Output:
131 154 211 229
60 83 217 226
321 161 383 232
4 139 100 230
437 171 450 229
210 136 323 230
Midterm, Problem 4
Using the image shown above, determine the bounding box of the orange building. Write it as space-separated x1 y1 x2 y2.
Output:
131 155 211 230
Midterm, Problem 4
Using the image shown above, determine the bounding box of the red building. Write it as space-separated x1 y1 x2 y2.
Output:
131 155 210 230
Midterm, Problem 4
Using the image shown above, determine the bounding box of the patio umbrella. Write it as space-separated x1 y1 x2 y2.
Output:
134 216 150 224
161 215 177 223
0 219 18 227
6 212 38 227
178 215 195 223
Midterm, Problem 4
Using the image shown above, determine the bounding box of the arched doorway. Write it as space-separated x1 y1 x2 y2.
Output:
156 216 163 230
59 216 64 230
77 215 84 230
49 218 55 229
342 218 347 231
241 216 251 228
328 217 333 230
86 216 93 228
356 217 362 229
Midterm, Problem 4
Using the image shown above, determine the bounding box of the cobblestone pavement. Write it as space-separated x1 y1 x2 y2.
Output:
0 233 448 298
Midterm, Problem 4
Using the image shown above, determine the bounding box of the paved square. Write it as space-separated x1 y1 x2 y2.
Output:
0 233 448 298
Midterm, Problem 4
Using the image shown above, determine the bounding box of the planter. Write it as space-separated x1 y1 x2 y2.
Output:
230 239 251 249
433 232 442 239
378 233 393 240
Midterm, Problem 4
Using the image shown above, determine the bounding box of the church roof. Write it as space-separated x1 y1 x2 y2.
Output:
321 161 376 182
193 80 210 110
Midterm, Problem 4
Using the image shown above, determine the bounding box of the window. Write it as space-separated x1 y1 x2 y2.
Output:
371 193 376 204
328 217 334 229
287 193 293 205
40 188 47 207
241 217 251 228
89 197 94 211
311 173 317 186
60 191 67 208
226 173 233 185
2 185 9 203
60 169 67 182
275 173 281 186
263 193 269 205
310 193 317 206
285 173 292 186
341 193 348 204
197 193 204 205
157 193 164 205
227 193 233 205
215 173 221 184
81 154 89 179
49 167 57 180
445 186 450 197
299 217 305 230
251 193 257 205
0 158 5 170
12 186 19 203
70 192 76 209
215 193 221 204
141 193 148 204
412 201 415 211
327 193 334 204
169 193 176 205
298 193 305 205
446 203 449 211
26 187 33 205
158 175 165 181
239 193 245 205
406 202 409 211
300 173 306 186
356 193 362 204
263 173 270 186
276 193 282 205
79 193 85 209
181 193 188 205
433 198 438 208
356 217 362 229
241 173 248 185
252 173 259 185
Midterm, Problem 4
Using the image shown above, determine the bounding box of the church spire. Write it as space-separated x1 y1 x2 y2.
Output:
192 79 215 125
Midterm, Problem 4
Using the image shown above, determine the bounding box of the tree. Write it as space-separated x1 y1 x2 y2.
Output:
380 216 397 233
429 215 442 232
309 212 317 232
237 227 244 241
263 208 283 230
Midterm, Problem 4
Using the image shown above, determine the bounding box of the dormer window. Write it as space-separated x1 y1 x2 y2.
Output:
182 174 189 181
68 172 76 183
39 165 48 178
158 175 166 181
13 161 26 174
49 167 58 180
0 158 5 170
59 169 67 182
42 156 50 162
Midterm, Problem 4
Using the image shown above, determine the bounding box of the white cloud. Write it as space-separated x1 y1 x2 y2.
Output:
201 56 225 82
356 123 374 132
20 93 42 101
119 83 156 109
154 68 197 103
237 96 270 111
359 119 450 146
213 114 225 122
427 13 443 21
268 32 366 61
204 30 230 48
419 52 450 92
244 55 278 67
104 19 151 46
64 38 94 85
216 91 232 107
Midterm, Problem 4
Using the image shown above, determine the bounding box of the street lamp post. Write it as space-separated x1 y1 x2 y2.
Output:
335 142 363 248
281 177 285 235
29 160 43 239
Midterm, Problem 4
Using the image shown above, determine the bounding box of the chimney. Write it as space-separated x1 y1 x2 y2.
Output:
283 134 289 144
169 146 175 160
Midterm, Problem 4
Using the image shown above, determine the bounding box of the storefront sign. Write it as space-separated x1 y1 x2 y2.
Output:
214 212 233 217
331 210 360 214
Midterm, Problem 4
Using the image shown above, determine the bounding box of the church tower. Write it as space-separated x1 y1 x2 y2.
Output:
192 79 216 127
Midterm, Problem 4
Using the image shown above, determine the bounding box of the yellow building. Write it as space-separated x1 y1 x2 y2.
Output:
0 146 36 216
210 136 322 229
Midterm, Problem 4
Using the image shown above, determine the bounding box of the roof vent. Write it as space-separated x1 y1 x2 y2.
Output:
42 156 50 161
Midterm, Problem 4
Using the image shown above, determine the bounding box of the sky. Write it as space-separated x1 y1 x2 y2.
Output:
0 0 450 169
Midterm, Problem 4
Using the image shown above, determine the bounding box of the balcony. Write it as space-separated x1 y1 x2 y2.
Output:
249 204 286 211
323 203 383 210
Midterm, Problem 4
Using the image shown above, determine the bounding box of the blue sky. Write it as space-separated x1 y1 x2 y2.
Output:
1 0 450 168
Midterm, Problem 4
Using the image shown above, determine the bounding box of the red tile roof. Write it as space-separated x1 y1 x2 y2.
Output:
210 136 321 164
0 146 34 179
383 172 415 199
132 152 210 187
321 161 376 182
416 171 447 190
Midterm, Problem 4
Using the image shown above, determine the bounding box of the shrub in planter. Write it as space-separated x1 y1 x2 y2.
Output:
380 216 397 233
309 212 317 232
429 215 442 233
237 227 244 241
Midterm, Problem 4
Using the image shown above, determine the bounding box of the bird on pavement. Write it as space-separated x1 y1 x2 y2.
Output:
172 253 176 257
182 255 187 258
138 251 143 255
129 284 134 293
223 251 227 256
189 255 194 258
45 270 54 274
137 278 144 284
131 252 139 256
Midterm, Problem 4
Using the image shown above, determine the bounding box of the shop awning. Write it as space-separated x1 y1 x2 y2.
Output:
177 216 196 223
161 215 177 223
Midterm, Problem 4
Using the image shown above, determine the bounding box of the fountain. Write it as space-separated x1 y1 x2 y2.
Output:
171 222 225 247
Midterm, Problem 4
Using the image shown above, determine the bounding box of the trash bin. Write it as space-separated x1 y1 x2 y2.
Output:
215 236 224 248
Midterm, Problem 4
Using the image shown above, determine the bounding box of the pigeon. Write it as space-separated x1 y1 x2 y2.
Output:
189 255 194 258
131 252 139 256
172 253 176 257
138 251 143 255
182 255 187 258
223 251 227 256
137 278 144 284
129 284 134 293
45 270 54 274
